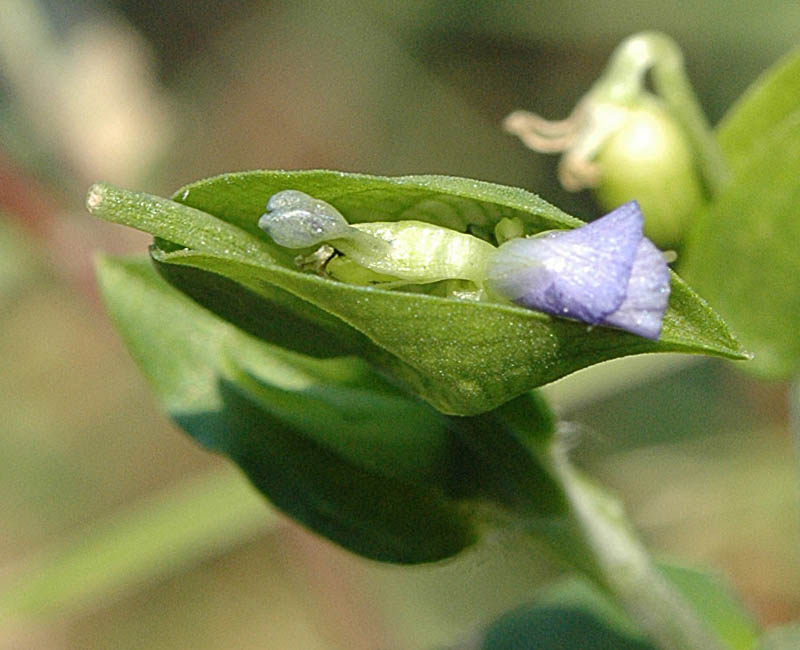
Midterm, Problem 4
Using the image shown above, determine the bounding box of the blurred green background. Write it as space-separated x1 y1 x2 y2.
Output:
1 1 799 648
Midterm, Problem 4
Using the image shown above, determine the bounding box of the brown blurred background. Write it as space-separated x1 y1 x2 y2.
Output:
1 1 799 648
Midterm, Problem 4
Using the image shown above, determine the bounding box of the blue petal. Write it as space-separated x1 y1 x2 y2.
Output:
486 201 670 339
487 202 644 324
600 237 670 339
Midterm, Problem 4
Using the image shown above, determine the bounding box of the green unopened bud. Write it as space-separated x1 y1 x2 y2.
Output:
259 190 495 288
348 221 495 284
494 217 526 244
504 31 724 248
593 98 704 246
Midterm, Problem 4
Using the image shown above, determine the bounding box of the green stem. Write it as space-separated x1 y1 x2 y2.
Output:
495 398 728 650
595 31 729 196
546 455 728 650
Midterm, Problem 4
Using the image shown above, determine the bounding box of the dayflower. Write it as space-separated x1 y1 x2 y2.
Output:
486 201 670 340
260 190 670 340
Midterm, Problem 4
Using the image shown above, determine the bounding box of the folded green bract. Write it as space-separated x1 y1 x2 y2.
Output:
87 171 745 415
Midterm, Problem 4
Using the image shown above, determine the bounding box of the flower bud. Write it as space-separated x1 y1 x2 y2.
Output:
259 190 495 286
504 30 714 248
258 190 389 258
593 99 704 247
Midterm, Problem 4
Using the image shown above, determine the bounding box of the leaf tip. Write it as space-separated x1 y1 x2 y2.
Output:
715 339 752 362
86 183 108 212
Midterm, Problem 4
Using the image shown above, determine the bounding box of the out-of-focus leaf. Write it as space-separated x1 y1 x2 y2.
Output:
479 605 655 650
0 218 42 303
0 469 273 625
442 390 567 518
95 256 478 563
528 576 645 640
88 176 746 415
756 624 800 650
717 48 800 170
475 576 655 650
471 562 759 650
659 564 759 650
684 111 800 377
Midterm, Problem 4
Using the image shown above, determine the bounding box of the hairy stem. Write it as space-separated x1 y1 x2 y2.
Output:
544 450 727 650
495 398 728 650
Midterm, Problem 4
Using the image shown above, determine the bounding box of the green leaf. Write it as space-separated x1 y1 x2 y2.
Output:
95 256 478 563
478 577 655 650
443 391 567 519
480 605 656 650
529 576 648 641
0 469 274 626
691 48 800 378
474 563 759 650
717 47 800 170
95 256 571 563
150 248 376 359
684 110 800 378
659 563 759 650
152 243 744 415
171 169 582 236
88 174 746 415
757 624 800 650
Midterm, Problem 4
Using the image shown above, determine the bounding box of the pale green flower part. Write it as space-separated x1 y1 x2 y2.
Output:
258 190 495 286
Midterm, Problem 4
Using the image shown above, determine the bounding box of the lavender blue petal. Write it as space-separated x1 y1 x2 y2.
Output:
600 237 670 339
487 202 644 324
486 200 670 339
